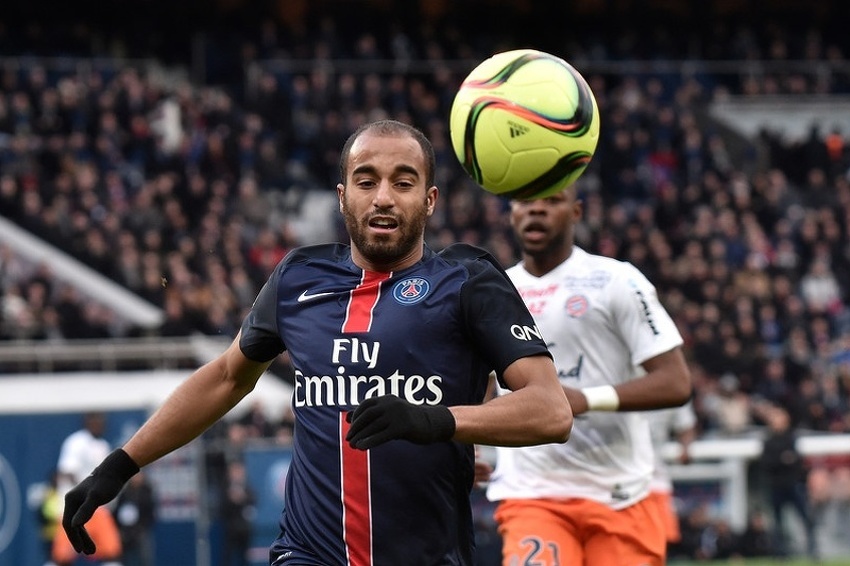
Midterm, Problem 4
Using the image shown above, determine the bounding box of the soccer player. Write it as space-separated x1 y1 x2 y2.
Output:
61 120 573 566
52 411 123 566
485 187 692 566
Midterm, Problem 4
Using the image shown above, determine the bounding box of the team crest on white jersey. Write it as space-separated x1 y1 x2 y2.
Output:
392 277 430 305
565 294 589 317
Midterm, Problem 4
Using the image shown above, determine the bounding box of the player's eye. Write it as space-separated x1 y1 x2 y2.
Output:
355 179 377 189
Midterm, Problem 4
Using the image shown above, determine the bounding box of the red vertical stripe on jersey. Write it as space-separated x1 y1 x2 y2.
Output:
343 270 391 333
340 412 372 566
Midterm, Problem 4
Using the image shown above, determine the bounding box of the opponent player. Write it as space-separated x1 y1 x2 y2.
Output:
61 120 573 566
485 187 692 566
52 411 123 566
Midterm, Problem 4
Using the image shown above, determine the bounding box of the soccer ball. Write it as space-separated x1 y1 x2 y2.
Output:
449 49 600 200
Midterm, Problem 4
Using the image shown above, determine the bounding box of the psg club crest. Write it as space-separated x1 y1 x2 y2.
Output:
392 277 430 305
565 294 589 318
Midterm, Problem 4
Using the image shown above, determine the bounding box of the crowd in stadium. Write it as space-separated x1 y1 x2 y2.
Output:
2 3 850 560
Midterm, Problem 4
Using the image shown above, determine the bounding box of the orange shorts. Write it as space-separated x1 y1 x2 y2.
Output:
52 506 122 563
494 496 666 566
645 490 681 543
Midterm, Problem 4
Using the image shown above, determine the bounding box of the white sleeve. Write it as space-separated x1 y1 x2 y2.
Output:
608 262 683 367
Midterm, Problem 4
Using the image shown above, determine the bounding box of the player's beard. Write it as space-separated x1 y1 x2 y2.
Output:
343 200 429 266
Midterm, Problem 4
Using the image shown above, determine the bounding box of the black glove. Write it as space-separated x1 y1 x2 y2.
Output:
345 395 456 450
62 448 139 554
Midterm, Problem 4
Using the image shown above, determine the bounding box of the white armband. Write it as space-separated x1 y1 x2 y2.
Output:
582 385 620 411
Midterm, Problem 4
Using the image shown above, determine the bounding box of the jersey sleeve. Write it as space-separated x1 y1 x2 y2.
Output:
452 247 551 383
239 260 286 362
608 262 683 366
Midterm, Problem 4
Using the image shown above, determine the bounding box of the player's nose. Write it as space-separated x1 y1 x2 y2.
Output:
523 198 548 214
373 180 395 207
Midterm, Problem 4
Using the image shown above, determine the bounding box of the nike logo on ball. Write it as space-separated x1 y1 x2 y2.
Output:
297 290 334 303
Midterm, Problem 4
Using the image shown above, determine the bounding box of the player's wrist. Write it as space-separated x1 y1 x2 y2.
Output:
96 448 140 482
424 405 456 442
581 385 620 411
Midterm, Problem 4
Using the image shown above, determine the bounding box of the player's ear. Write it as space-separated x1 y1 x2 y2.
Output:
572 196 583 221
426 186 438 216
337 184 345 213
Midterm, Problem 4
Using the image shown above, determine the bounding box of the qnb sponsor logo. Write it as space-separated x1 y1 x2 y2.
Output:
632 288 660 336
510 324 543 341
293 369 444 407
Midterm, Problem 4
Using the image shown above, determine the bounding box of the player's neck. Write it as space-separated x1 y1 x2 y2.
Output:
522 244 573 277
350 242 424 273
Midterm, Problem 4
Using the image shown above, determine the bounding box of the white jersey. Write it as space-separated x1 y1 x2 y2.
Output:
487 247 684 509
56 429 112 497
645 401 697 493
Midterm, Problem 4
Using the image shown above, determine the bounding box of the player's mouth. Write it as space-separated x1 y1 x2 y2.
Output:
522 222 548 242
368 215 399 233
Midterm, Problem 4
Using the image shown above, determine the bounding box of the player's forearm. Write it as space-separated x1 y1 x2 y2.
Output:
615 366 691 410
123 344 267 467
450 383 572 446
610 378 689 410
569 378 690 415
576 348 692 413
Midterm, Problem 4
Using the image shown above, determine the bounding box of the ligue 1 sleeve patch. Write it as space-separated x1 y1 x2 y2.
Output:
392 277 431 305
565 294 589 317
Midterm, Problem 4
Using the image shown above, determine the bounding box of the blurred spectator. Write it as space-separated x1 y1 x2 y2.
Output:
833 466 850 527
237 401 276 439
247 226 291 280
754 357 794 407
157 295 196 337
738 509 776 558
275 403 296 444
51 411 123 566
703 373 752 435
115 472 157 566
669 503 712 561
221 461 256 566
800 257 843 315
36 470 61 566
699 518 740 560
755 403 819 559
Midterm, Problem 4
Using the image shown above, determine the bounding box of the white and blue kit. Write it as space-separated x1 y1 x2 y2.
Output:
239 243 550 566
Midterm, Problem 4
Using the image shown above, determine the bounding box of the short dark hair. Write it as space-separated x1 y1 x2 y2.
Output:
339 120 436 188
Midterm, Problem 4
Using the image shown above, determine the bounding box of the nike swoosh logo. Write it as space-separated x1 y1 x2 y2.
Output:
297 290 334 303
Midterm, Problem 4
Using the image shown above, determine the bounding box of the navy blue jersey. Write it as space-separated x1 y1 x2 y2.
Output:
239 243 550 566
